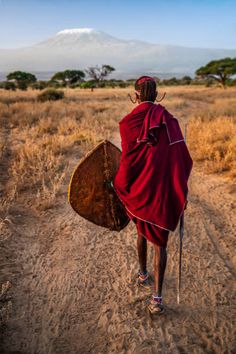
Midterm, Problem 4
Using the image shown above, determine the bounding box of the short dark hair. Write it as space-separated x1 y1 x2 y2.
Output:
135 76 157 102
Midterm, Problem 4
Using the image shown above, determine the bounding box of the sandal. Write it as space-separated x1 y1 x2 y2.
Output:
127 271 152 291
148 297 165 314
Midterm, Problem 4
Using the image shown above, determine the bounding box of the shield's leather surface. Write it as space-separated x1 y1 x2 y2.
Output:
68 140 129 231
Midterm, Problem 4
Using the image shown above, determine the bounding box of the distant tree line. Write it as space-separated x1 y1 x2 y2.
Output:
0 65 117 91
1 58 236 91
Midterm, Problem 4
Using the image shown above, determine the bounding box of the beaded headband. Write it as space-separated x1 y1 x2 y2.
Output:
136 76 155 86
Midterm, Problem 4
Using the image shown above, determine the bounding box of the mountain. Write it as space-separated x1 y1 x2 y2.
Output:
0 28 236 79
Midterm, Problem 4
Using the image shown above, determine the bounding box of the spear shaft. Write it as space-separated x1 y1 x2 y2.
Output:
177 123 187 305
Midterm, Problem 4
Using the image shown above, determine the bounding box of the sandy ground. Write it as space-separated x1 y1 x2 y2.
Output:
1 128 236 353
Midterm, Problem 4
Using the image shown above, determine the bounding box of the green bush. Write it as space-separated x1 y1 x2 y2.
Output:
205 78 216 87
226 78 236 87
98 81 106 88
47 80 65 89
18 81 28 91
180 76 192 85
118 82 129 88
37 89 65 102
0 81 17 90
162 77 179 86
31 81 48 90
70 83 80 89
79 81 96 89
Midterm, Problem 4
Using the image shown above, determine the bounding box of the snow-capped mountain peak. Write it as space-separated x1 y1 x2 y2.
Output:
0 29 235 79
36 28 121 48
56 28 95 36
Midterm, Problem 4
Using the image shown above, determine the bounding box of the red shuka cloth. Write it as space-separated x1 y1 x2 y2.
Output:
114 102 193 245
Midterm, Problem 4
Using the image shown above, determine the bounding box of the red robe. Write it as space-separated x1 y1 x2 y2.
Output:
113 102 193 246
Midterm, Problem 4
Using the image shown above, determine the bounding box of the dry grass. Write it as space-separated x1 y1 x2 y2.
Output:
0 85 235 216
0 88 132 213
189 116 236 177
185 89 236 179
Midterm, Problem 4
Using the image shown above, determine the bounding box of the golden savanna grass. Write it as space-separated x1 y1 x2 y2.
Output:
0 88 131 214
0 85 235 216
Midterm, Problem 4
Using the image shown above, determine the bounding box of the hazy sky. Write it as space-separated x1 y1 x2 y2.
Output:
0 0 235 49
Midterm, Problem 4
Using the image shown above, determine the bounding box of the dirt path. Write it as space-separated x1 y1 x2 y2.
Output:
1 133 236 354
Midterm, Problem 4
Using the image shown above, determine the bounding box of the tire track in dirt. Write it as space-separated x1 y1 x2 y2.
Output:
199 208 236 277
0 115 12 198
189 167 236 276
0 114 16 348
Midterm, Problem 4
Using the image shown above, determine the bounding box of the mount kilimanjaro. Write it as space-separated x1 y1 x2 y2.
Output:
0 28 236 79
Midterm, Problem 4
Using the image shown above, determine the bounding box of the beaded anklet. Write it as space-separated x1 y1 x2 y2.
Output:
152 295 163 304
138 270 149 281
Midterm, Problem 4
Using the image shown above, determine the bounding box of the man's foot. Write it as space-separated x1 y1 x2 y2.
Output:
127 271 152 291
137 271 152 290
148 296 165 314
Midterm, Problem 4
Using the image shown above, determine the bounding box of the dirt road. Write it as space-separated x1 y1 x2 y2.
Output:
1 131 236 354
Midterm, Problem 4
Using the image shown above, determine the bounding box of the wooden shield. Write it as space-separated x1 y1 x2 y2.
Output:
68 140 130 231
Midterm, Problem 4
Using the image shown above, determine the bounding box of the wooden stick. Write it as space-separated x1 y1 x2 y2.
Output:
177 123 188 305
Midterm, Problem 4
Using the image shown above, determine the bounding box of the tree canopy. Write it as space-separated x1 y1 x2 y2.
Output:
85 65 115 85
196 57 236 87
7 71 37 84
51 70 85 86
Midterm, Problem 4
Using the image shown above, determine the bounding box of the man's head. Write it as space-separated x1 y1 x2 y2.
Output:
134 76 157 103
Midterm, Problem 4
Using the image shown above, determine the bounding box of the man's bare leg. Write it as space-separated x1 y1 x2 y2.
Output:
153 245 167 297
147 245 167 313
137 233 147 274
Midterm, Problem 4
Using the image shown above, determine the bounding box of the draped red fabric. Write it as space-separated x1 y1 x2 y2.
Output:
113 102 193 245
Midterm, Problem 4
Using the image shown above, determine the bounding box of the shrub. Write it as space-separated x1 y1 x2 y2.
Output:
206 78 216 87
226 78 236 87
37 89 65 102
47 80 65 89
162 77 179 86
118 82 129 88
1 81 17 91
70 83 80 89
18 81 28 91
180 76 192 85
79 81 96 89
31 81 48 90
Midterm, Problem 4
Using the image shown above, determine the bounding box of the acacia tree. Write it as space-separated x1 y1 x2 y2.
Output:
7 71 37 90
85 65 115 86
196 57 236 88
51 70 85 87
